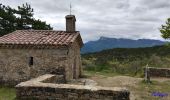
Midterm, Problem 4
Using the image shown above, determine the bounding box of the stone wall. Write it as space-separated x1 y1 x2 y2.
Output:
41 75 66 84
144 67 170 78
67 40 82 79
0 41 82 86
16 74 130 100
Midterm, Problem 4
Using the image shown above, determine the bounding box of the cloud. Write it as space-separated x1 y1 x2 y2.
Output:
1 0 170 42
140 0 170 9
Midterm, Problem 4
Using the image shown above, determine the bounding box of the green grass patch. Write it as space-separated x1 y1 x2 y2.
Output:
0 86 16 100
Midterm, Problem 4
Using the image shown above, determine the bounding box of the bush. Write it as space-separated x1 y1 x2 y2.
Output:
82 46 170 76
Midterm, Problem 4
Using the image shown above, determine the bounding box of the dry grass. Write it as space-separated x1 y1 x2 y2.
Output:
84 71 170 100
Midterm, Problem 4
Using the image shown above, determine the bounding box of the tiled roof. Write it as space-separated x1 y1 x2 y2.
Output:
0 30 83 49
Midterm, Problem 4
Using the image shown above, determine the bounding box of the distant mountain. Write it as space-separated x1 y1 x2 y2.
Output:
81 37 167 54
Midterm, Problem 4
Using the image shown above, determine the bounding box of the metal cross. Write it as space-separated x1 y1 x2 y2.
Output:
70 3 72 15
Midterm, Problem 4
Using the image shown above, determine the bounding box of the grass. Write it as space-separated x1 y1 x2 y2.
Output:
0 86 16 100
83 69 142 78
83 70 123 77
135 80 170 100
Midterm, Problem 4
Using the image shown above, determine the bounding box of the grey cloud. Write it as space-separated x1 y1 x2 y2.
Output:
131 7 148 14
1 0 169 42
141 0 170 9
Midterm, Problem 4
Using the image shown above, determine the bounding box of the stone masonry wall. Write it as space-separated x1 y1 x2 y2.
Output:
144 67 170 78
16 74 130 100
0 46 80 86
67 40 82 79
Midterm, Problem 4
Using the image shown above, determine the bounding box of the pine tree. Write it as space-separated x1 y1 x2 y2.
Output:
32 19 53 30
0 3 53 36
15 3 52 30
160 18 170 39
0 4 16 36
15 3 34 29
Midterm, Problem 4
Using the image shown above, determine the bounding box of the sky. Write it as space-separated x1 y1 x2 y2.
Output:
1 0 170 42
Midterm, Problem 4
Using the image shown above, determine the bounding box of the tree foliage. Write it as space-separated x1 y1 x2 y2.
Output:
0 4 16 36
160 18 170 39
82 46 170 76
0 3 53 36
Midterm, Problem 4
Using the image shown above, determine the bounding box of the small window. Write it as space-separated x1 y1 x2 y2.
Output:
29 57 33 66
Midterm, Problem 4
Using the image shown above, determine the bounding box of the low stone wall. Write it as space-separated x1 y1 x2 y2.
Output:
41 75 66 84
16 74 130 100
144 67 170 78
0 78 30 87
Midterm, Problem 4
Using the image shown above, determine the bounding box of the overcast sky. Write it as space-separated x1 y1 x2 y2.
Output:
1 0 170 42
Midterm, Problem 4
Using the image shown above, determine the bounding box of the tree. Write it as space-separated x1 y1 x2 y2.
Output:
0 3 53 36
0 4 16 36
15 3 52 30
15 3 34 29
160 18 170 39
32 19 52 30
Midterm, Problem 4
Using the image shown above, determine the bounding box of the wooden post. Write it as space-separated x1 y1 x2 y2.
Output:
145 64 151 83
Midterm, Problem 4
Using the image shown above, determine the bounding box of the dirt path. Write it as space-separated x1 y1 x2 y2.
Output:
90 75 142 87
88 75 170 100
89 75 142 100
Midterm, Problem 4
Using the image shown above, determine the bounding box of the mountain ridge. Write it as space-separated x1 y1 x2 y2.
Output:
81 37 166 54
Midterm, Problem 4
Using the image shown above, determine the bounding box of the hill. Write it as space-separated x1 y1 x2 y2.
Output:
81 37 166 53
82 45 170 76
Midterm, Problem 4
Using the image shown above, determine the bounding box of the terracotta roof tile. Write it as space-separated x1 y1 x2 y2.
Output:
0 30 83 49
